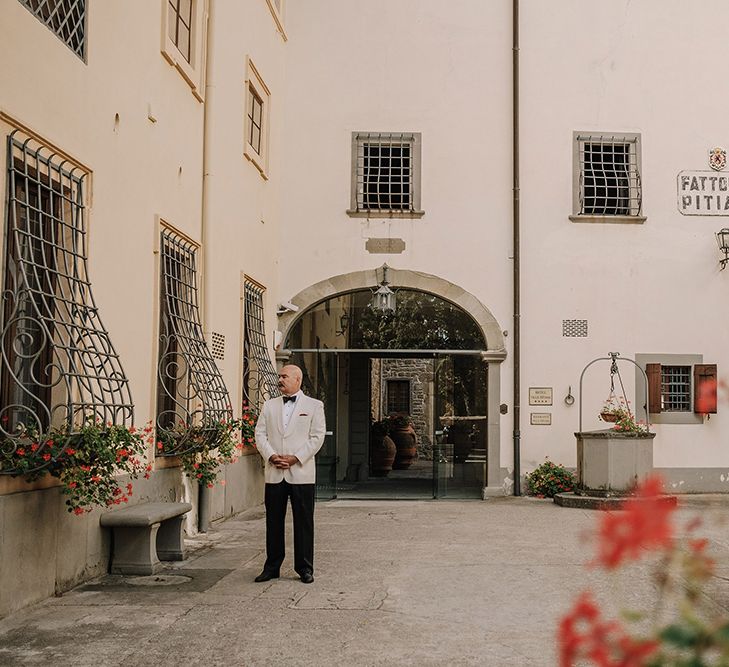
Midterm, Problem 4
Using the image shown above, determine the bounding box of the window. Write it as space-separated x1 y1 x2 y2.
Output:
160 0 208 100
386 380 411 415
242 279 280 412
571 132 645 223
247 86 263 155
635 354 716 425
18 0 87 60
244 60 271 178
0 130 133 473
167 0 192 63
156 226 231 455
348 132 424 218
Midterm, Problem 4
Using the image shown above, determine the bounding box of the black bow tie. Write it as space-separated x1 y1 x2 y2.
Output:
283 395 297 404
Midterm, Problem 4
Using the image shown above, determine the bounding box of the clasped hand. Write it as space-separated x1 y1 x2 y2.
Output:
269 454 299 469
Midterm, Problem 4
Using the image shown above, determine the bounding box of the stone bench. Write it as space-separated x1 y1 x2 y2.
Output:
100 502 192 575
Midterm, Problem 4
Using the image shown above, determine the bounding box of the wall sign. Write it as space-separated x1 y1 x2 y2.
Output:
529 387 553 405
677 171 729 216
530 412 552 425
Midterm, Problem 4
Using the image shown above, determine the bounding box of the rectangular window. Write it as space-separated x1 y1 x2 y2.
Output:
349 132 423 218
637 354 716 425
167 0 192 63
243 279 280 411
18 0 87 60
156 227 231 454
572 132 644 222
247 86 263 155
160 0 207 100
660 366 691 412
244 60 271 178
386 379 411 415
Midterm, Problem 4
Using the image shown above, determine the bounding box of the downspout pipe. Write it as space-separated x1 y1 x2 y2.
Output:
512 0 522 495
198 0 216 532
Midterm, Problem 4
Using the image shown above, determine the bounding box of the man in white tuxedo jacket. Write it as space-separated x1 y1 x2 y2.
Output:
254 364 326 584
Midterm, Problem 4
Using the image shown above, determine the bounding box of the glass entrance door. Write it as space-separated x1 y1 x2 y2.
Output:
289 351 338 500
433 353 488 498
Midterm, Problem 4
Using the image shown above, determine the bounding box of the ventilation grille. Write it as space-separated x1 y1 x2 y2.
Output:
562 319 588 337
211 332 225 360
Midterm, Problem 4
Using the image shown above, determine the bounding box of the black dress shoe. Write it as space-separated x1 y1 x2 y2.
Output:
254 571 279 583
300 572 314 584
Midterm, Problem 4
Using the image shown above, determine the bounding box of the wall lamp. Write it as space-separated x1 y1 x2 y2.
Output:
717 229 729 270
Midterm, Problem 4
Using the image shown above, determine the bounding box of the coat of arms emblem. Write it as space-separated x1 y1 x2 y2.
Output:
709 147 727 171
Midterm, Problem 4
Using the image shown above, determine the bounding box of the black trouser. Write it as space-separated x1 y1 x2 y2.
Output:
264 480 315 576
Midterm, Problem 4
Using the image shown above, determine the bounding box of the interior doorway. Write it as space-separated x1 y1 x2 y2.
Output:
285 287 491 500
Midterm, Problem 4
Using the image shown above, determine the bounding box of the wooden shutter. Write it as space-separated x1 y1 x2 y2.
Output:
646 363 662 414
694 364 718 414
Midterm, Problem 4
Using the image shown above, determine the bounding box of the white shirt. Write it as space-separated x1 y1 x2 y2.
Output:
282 390 303 430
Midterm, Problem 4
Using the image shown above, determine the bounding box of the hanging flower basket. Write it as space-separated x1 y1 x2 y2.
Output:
600 411 619 423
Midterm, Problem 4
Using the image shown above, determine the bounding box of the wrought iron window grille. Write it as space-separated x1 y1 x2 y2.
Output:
0 131 134 475
243 280 280 412
18 0 87 60
660 365 691 412
576 134 642 216
156 228 232 455
350 132 422 215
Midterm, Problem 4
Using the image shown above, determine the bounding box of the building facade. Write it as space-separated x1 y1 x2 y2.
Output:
1 0 727 616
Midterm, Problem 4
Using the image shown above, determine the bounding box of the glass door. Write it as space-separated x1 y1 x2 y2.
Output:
433 353 487 498
289 351 338 500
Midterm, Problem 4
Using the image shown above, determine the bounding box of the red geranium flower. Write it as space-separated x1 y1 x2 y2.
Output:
595 475 674 570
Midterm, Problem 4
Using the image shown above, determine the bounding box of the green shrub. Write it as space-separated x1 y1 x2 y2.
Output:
525 459 576 498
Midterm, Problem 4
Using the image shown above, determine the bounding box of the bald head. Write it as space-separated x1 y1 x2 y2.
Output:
278 364 302 396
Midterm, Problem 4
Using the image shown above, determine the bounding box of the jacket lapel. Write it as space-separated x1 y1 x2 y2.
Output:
275 396 285 435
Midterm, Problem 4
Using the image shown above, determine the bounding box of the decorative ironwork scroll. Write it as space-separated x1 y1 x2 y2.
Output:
243 280 280 411
156 228 232 455
18 0 87 59
0 131 134 475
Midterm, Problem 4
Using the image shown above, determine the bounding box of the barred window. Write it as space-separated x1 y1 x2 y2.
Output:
156 228 232 455
243 279 280 412
573 133 642 218
167 0 193 63
386 379 410 415
660 365 691 412
349 132 423 217
0 131 133 473
18 0 86 60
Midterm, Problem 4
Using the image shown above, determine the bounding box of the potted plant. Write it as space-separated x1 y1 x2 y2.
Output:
599 397 648 433
369 418 396 477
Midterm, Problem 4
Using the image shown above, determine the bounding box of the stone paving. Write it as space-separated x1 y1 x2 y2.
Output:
2 496 729 666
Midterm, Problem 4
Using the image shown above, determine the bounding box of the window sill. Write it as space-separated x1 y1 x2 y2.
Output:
346 209 425 219
569 214 647 225
244 150 269 180
264 0 288 42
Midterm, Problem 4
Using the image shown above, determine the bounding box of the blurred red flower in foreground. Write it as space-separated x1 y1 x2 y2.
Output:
595 475 674 570
695 378 717 414
559 592 658 667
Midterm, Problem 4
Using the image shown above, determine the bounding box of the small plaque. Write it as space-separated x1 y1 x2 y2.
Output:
529 387 553 406
366 238 406 254
530 413 552 425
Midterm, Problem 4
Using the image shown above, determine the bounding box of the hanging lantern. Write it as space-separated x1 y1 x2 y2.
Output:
371 264 396 312
717 228 729 270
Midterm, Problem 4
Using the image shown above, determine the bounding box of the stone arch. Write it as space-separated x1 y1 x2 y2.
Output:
277 266 506 354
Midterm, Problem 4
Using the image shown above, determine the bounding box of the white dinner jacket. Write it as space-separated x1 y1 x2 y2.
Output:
254 393 326 485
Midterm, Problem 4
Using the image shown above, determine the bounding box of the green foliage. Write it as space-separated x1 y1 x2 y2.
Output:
0 419 150 514
525 458 576 498
600 396 648 434
178 406 258 488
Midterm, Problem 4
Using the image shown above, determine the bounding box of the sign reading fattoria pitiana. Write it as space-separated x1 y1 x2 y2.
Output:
677 171 729 215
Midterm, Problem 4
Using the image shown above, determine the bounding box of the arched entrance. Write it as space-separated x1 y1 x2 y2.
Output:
277 268 506 499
